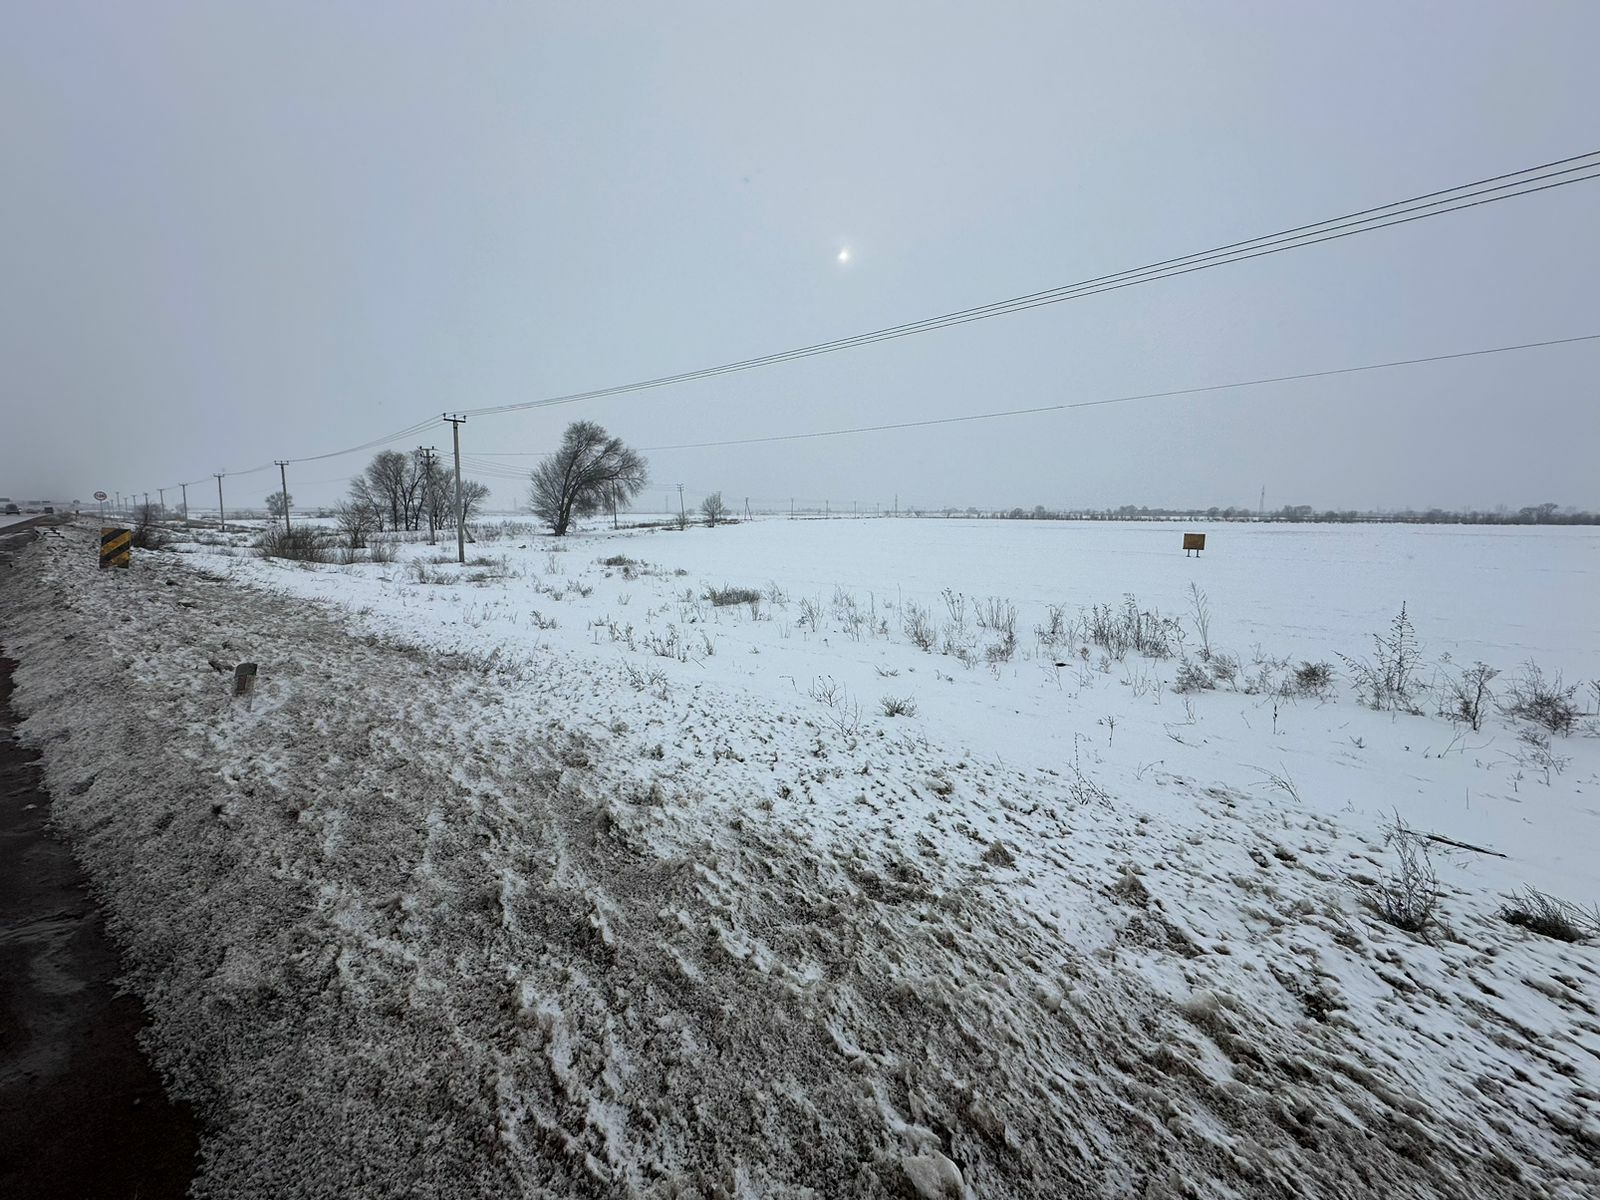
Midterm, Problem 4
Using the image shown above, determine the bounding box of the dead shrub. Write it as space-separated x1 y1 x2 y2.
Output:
707 585 762 608
1339 603 1424 714
128 504 169 549
1088 595 1179 661
1369 813 1440 937
1291 660 1335 698
901 602 938 651
258 526 332 563
1502 660 1580 734
1174 661 1216 694
1208 652 1240 688
1500 886 1595 942
1440 661 1498 731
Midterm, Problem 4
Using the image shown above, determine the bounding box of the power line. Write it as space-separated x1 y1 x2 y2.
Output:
287 417 445 465
615 332 1597 453
170 417 443 490
444 332 1599 467
452 150 1600 419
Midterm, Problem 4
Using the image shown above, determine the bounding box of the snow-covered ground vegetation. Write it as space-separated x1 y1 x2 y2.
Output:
5 517 1598 1198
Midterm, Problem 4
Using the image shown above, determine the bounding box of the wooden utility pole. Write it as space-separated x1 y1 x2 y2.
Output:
158 487 166 513
275 461 291 533
180 482 189 527
444 414 466 564
677 483 686 527
417 447 438 544
215 474 226 532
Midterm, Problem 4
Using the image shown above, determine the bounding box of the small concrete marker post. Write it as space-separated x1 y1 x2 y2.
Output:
99 527 132 569
232 663 258 699
1183 532 1206 557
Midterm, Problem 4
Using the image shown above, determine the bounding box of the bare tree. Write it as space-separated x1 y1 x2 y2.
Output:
354 450 425 531
130 502 166 549
700 491 727 527
454 479 490 527
265 490 292 517
335 499 380 549
529 422 648 536
398 457 491 538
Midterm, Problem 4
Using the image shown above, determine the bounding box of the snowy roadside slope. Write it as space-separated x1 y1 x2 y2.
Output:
4 529 1597 1198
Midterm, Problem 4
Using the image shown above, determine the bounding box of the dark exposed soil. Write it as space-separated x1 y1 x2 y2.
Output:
0 651 198 1199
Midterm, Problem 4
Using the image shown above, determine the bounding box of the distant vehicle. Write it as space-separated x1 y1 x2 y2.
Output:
3 503 18 515
42 505 55 514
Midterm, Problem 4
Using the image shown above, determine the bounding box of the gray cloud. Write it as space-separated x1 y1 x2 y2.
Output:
4 2 1597 513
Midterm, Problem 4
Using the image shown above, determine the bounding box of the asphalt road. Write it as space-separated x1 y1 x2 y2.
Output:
0 537 198 1199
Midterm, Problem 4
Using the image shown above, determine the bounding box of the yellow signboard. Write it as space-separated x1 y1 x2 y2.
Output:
1183 532 1206 556
100 527 132 569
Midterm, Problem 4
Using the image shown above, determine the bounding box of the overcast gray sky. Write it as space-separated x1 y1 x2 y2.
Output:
3 1 1597 514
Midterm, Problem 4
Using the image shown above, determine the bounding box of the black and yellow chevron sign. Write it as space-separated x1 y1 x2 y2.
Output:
99 526 132 569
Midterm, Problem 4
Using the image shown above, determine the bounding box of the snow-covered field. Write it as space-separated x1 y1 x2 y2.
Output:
5 518 1598 1198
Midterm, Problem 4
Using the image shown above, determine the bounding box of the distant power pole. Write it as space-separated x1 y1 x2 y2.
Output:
180 482 189 527
744 496 751 520
417 447 438 544
215 473 226 532
825 499 830 518
676 483 686 527
789 497 794 520
1258 485 1266 521
158 487 166 513
444 414 467 564
275 460 291 533
894 494 898 516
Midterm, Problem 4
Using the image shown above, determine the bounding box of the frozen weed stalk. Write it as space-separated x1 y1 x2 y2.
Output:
1371 813 1441 938
1339 603 1424 714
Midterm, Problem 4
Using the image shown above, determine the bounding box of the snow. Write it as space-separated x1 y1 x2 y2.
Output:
5 518 1598 1198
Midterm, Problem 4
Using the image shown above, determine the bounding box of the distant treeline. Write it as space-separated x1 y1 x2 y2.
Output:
923 502 1599 526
